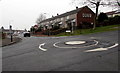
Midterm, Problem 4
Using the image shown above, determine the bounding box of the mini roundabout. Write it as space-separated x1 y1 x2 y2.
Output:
39 39 119 52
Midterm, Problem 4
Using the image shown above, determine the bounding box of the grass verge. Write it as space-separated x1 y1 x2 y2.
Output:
56 24 120 36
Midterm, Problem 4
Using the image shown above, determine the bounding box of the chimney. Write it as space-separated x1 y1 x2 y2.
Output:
52 15 54 18
57 13 59 16
76 6 78 9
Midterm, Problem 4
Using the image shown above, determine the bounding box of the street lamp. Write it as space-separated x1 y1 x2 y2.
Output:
46 25 50 36
10 25 13 42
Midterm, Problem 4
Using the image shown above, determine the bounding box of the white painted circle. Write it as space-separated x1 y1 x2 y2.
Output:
65 41 86 45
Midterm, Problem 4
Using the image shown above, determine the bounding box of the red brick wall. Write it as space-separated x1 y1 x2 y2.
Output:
76 6 95 27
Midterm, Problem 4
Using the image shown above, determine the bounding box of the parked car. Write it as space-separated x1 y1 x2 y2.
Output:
23 32 30 37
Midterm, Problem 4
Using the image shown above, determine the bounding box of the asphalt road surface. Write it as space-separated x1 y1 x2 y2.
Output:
2 30 119 71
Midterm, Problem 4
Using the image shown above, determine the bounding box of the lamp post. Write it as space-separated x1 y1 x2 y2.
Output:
10 25 13 42
46 25 50 36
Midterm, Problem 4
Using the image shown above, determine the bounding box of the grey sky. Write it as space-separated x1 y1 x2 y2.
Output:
0 0 115 30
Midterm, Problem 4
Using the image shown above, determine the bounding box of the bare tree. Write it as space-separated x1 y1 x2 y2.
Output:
117 0 120 6
72 0 120 29
36 13 46 24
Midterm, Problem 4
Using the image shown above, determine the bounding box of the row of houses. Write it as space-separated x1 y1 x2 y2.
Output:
106 9 120 17
37 6 95 30
0 27 25 36
35 6 120 31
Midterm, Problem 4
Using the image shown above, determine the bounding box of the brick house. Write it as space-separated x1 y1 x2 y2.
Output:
38 6 95 30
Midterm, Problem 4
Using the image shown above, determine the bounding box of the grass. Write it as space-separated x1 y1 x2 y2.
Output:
56 24 120 36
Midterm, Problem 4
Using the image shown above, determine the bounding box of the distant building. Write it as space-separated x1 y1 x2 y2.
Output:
106 10 120 17
0 27 25 36
33 25 39 29
38 6 95 30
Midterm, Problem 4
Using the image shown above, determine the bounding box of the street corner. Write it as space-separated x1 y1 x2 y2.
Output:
2 37 22 47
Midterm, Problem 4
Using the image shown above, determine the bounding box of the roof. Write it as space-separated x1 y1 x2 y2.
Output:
2 29 25 32
39 6 89 24
106 10 120 15
34 25 39 28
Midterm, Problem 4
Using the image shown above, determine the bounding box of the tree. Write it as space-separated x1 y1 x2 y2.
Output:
72 0 120 29
30 26 36 34
98 12 108 22
117 0 120 7
113 0 120 7
36 13 46 24
36 26 42 32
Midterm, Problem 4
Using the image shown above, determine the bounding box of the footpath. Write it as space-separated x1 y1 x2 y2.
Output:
1 37 22 47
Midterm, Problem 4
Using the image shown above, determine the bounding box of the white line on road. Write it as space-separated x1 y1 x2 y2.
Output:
53 40 99 49
84 43 119 52
39 43 47 52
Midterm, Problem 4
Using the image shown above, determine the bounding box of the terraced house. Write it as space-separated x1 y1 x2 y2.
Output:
38 6 95 31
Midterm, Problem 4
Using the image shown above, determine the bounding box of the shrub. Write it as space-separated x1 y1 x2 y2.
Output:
97 16 120 27
52 25 60 30
98 12 108 22
42 28 67 35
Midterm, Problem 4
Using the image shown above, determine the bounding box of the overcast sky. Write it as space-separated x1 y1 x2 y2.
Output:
0 0 115 30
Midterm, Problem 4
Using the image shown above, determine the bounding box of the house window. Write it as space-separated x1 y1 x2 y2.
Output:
57 18 60 21
54 20 56 22
67 16 70 19
90 14 92 17
61 18 63 21
47 22 49 24
50 21 53 23
83 13 92 18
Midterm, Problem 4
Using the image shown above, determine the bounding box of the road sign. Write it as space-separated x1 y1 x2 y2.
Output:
66 30 71 33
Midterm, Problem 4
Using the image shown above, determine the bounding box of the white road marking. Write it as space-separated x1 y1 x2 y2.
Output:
107 43 119 49
65 41 86 45
39 43 47 51
91 37 95 39
84 43 119 52
53 40 99 49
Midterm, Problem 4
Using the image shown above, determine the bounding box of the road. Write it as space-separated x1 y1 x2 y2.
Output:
2 30 119 71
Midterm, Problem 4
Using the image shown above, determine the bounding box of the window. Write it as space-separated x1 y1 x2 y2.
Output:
50 21 53 23
47 22 49 24
89 14 92 17
83 13 92 18
57 18 60 21
61 18 63 21
67 16 70 19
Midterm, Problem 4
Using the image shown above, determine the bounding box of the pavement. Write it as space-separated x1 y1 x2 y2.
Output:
1 37 22 47
2 30 119 72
